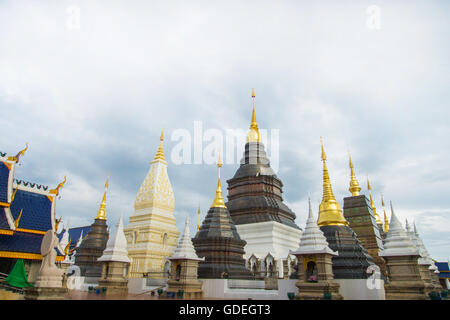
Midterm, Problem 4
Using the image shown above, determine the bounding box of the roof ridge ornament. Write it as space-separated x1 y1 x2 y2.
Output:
49 176 67 196
7 142 28 163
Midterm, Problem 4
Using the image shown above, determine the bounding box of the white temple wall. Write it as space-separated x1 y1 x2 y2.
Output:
334 279 385 300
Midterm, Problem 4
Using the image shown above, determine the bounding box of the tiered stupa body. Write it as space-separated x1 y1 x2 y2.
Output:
192 154 252 279
342 154 386 277
124 132 180 278
291 199 343 300
225 90 302 278
74 177 110 281
405 221 440 293
167 216 204 298
379 202 427 299
318 139 375 279
97 214 131 294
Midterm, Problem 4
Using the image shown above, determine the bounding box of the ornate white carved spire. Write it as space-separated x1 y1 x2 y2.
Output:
411 223 437 269
170 216 204 261
134 133 175 212
380 202 419 257
98 214 131 263
291 198 337 256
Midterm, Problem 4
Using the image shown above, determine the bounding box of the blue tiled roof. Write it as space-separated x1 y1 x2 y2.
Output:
10 189 52 232
0 230 64 258
436 262 450 272
58 226 91 252
0 231 43 256
0 207 11 230
0 161 11 203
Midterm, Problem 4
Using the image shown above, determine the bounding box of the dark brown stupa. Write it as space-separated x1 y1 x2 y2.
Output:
74 177 110 279
192 155 252 279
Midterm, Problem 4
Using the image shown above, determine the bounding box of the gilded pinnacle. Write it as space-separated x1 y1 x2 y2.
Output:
211 152 226 208
348 151 361 196
317 138 348 227
96 175 109 220
247 88 261 143
153 129 166 161
367 176 382 225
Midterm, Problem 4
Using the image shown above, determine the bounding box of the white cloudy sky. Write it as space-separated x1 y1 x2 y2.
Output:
1 1 449 260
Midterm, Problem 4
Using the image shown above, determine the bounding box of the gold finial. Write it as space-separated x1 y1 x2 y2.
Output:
317 138 348 227
367 176 382 225
55 216 62 232
382 193 389 233
348 151 361 196
247 88 261 143
96 175 109 220
64 239 72 256
7 143 28 163
14 209 23 228
50 176 67 196
197 203 200 231
10 188 18 203
153 129 166 161
211 151 226 208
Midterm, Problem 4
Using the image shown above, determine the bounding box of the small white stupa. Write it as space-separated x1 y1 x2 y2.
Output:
170 216 204 261
413 223 439 273
59 222 70 254
380 202 419 257
405 220 433 266
291 198 337 256
98 214 131 263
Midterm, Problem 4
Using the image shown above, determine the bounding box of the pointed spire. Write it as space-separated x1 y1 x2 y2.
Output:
247 88 261 143
292 197 337 255
382 194 389 233
317 138 348 227
348 151 361 196
380 201 419 257
153 129 166 161
197 203 200 231
96 175 109 220
98 213 131 263
367 176 382 225
170 215 204 261
211 151 226 208
413 221 418 235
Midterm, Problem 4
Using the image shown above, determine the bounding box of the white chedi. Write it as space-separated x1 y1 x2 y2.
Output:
413 223 439 273
291 198 337 256
405 220 433 266
380 202 419 257
170 216 204 261
98 214 131 263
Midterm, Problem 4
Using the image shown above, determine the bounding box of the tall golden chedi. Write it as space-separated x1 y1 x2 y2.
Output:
318 139 375 280
342 152 386 279
124 131 180 281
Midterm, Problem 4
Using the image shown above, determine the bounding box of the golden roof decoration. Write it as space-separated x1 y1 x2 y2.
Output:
367 176 383 225
96 175 109 220
211 151 226 208
247 88 261 143
348 151 361 196
317 137 349 227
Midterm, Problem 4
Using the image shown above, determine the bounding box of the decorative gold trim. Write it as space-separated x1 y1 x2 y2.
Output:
1 160 12 170
0 201 10 207
0 250 65 261
16 228 46 235
0 229 14 235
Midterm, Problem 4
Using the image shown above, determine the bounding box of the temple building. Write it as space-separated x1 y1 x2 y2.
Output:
74 176 110 282
342 152 386 277
225 90 302 278
318 139 375 280
0 144 65 283
192 153 252 279
124 131 179 279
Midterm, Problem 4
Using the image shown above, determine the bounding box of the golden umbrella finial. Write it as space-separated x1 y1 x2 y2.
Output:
197 203 201 231
247 88 261 143
348 151 361 196
211 151 226 208
96 175 109 220
367 176 382 225
317 138 348 227
153 129 166 161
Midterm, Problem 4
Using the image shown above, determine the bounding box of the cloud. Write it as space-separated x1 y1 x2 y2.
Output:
1 1 449 261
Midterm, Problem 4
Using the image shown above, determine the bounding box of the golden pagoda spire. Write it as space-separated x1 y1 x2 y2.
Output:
382 193 389 233
247 88 261 143
367 176 382 225
197 203 200 231
153 129 166 161
96 175 109 220
317 137 348 227
348 151 361 196
211 151 226 208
